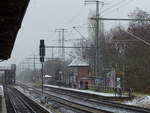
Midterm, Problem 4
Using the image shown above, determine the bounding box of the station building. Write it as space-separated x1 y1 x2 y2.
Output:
68 57 92 89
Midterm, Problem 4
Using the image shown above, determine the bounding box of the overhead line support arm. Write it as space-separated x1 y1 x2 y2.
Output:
91 17 150 21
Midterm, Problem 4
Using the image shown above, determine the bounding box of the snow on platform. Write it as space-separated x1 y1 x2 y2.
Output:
44 84 123 97
0 85 7 113
0 85 3 96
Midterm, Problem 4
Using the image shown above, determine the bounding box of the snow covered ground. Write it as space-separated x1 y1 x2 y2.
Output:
123 96 150 108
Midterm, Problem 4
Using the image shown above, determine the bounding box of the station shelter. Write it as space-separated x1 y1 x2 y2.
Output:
68 57 92 89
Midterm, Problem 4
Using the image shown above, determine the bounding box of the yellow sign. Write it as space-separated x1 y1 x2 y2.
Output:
117 72 125 76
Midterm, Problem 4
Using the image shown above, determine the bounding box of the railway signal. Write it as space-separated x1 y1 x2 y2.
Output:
39 39 45 97
39 39 45 62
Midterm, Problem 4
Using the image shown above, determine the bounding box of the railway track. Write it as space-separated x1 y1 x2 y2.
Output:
42 87 150 113
17 83 150 113
4 86 50 113
43 86 150 113
17 87 109 113
15 84 112 113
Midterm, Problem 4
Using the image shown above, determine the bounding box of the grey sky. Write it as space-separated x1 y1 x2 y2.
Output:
1 0 150 66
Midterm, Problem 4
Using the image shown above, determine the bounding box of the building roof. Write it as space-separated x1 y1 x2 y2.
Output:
44 75 52 78
0 0 30 60
68 56 89 67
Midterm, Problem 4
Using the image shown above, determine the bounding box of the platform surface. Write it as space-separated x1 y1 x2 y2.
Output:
44 84 127 97
0 85 7 113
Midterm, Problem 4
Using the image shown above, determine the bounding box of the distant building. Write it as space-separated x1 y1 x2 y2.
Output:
68 57 92 89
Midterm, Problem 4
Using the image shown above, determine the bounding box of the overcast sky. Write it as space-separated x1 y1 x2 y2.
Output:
1 0 150 67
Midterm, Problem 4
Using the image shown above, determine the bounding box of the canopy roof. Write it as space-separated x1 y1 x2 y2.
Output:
68 56 89 67
0 0 30 60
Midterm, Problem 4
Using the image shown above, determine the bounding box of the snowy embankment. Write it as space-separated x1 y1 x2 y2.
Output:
123 96 150 108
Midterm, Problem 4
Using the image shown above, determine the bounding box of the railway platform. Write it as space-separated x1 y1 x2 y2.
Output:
44 84 130 101
0 85 7 113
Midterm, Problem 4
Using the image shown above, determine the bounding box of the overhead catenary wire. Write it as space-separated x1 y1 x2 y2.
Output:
66 23 88 37
125 31 150 46
91 17 150 21
64 23 89 44
73 27 87 40
63 6 86 28
102 0 135 16
101 0 126 14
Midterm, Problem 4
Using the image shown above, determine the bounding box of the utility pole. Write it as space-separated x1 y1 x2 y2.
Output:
85 0 105 77
32 55 36 81
55 29 67 60
26 55 36 81
51 47 54 59
62 29 65 60
55 30 62 58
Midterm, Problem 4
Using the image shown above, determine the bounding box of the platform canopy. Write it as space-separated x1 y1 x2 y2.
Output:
0 0 30 60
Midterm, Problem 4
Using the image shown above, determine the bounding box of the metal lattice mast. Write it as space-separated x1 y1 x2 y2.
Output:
85 0 105 77
55 29 67 60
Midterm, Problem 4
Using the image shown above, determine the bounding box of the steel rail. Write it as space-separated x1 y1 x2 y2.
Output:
5 86 50 113
7 87 36 113
12 87 50 113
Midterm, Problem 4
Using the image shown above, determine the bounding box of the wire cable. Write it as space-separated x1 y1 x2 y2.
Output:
125 31 150 46
102 0 135 16
101 0 126 14
63 6 86 28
